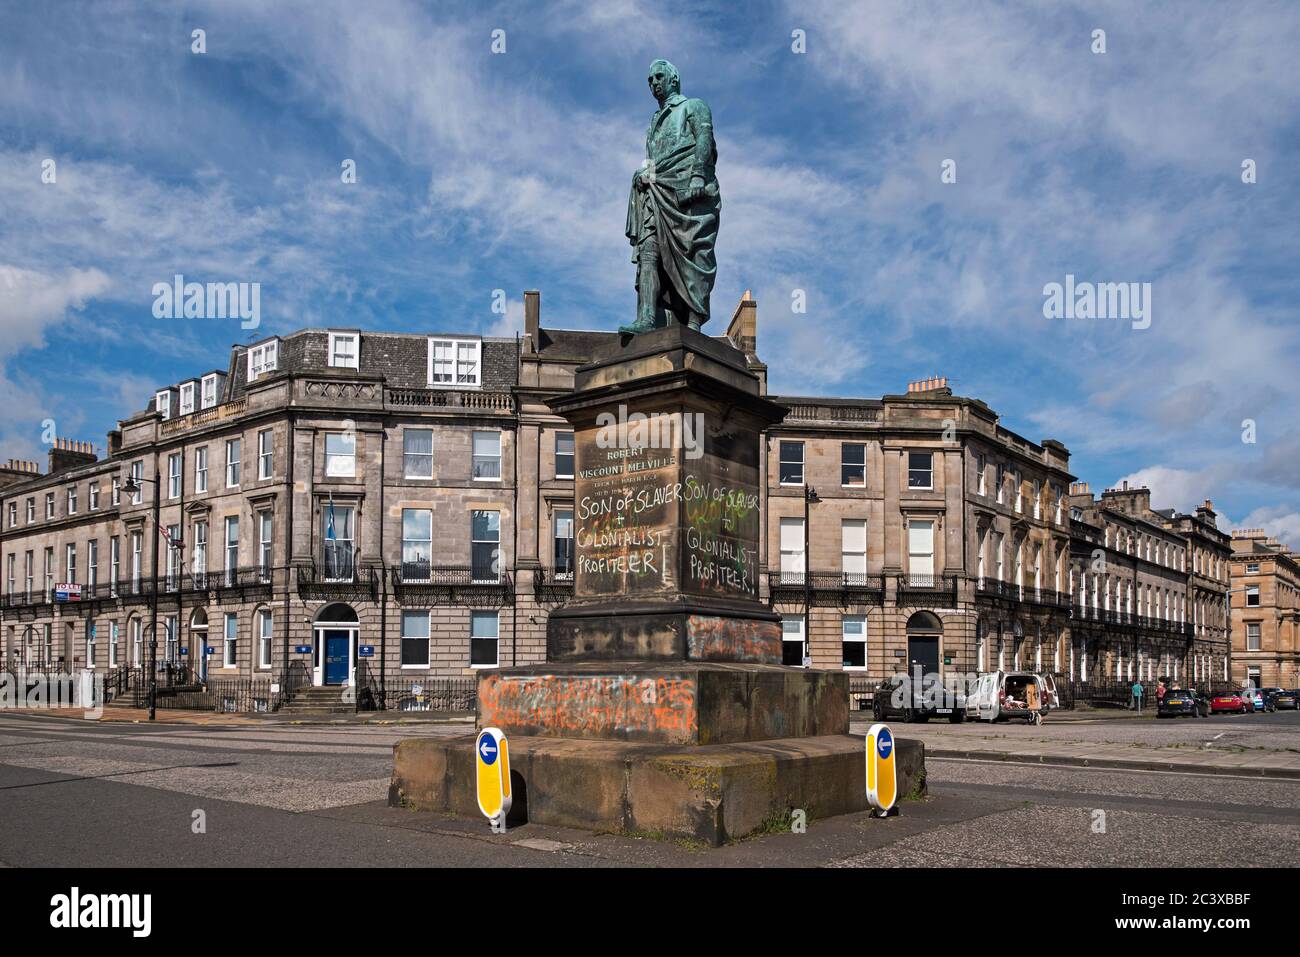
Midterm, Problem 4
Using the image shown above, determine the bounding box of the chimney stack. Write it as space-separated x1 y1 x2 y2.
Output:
523 290 540 353
906 375 950 395
47 438 98 477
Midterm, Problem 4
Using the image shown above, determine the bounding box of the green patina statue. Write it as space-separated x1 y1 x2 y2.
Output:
620 59 721 335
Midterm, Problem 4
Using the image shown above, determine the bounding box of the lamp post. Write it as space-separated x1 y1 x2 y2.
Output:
802 485 819 669
122 470 163 720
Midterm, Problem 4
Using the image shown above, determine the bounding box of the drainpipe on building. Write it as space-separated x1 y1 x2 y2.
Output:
378 420 386 706
283 413 294 698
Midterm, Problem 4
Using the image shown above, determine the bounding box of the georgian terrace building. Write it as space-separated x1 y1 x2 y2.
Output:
0 291 1228 708
1065 483 1230 687
1229 529 1300 689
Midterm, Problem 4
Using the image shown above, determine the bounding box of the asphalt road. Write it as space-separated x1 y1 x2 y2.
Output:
0 712 1295 867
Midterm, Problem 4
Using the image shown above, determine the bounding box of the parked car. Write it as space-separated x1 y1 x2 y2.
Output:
1209 690 1255 714
1158 688 1209 718
1251 689 1277 713
872 673 966 723
1271 689 1299 711
965 671 1058 724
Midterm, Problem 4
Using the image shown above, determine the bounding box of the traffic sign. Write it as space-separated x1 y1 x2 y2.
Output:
475 727 512 827
865 722 897 816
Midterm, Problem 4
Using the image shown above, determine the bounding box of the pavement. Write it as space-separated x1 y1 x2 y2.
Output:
849 709 1300 779
0 709 1296 867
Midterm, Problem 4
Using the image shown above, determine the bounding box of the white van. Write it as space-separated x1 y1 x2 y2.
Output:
966 671 1059 724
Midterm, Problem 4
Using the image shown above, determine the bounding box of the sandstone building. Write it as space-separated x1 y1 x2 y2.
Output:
0 293 1234 708
1229 529 1300 688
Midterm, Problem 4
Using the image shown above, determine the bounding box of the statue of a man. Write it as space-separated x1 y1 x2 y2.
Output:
620 59 721 334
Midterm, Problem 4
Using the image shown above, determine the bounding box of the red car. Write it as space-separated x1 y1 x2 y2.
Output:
1210 691 1256 714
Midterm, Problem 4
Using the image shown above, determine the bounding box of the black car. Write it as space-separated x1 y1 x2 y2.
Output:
872 674 965 723
1271 689 1300 711
1157 687 1209 718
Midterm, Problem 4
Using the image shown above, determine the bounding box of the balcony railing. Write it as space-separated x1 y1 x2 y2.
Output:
387 388 514 414
533 565 575 602
159 397 248 437
389 564 513 607
896 574 958 605
764 571 886 606
296 562 379 601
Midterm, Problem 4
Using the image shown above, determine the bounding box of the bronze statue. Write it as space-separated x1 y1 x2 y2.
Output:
621 59 721 334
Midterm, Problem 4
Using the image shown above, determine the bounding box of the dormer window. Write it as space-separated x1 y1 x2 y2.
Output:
428 337 481 387
179 382 196 416
201 373 221 409
155 390 172 420
328 332 359 369
248 339 279 382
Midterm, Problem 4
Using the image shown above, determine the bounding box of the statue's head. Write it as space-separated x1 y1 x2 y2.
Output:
647 59 680 102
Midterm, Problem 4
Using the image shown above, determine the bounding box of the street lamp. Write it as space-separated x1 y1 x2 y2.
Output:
802 485 819 669
122 470 164 721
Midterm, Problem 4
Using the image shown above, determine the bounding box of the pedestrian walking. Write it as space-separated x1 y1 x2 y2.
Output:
1131 679 1144 712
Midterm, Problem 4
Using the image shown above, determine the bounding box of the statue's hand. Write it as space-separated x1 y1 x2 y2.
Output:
687 176 707 205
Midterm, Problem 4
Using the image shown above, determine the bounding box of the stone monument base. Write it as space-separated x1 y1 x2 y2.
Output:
388 732 926 846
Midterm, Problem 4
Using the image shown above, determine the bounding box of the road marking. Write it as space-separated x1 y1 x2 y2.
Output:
928 755 1294 783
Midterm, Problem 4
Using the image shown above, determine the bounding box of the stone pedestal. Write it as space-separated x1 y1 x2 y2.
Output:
389 325 924 844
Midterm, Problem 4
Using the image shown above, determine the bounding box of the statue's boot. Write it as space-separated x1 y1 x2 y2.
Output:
619 316 658 335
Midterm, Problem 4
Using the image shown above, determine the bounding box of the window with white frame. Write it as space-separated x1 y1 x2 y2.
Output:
247 340 278 382
168 453 182 498
779 441 804 485
1246 585 1260 607
908 452 934 490
403 429 433 479
111 477 120 506
472 431 501 480
26 498 35 522
1013 469 1023 512
179 382 196 416
779 517 805 584
6 503 14 527
782 615 806 667
109 621 119 666
24 551 33 598
907 520 935 585
325 432 355 477
841 443 866 487
5 555 12 596
67 486 77 514
976 453 986 496
471 510 500 582
402 509 433 581
224 516 239 585
428 337 481 387
841 519 866 584
192 522 207 586
88 482 99 510
110 538 119 595
1032 479 1041 519
1055 485 1063 524
328 331 359 369
195 447 208 493
1246 623 1261 652
201 374 220 409
226 439 241 487
555 432 575 479
258 511 273 581
130 461 144 504
155 390 172 420
401 609 430 668
257 609 272 669
86 619 96 666
470 610 499 667
842 616 867 669
258 429 273 480
45 492 54 518
321 504 354 581
994 532 1005 582
223 613 238 667
995 464 1005 504
554 509 574 576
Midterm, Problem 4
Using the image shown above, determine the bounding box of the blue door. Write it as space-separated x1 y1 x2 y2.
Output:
324 631 350 685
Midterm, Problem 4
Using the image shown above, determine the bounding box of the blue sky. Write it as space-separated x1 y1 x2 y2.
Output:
2 0 1298 542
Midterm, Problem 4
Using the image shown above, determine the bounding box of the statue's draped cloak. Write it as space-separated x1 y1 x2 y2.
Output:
626 92 721 323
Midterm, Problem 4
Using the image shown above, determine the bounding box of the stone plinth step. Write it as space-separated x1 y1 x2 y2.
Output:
477 660 848 746
389 732 925 846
